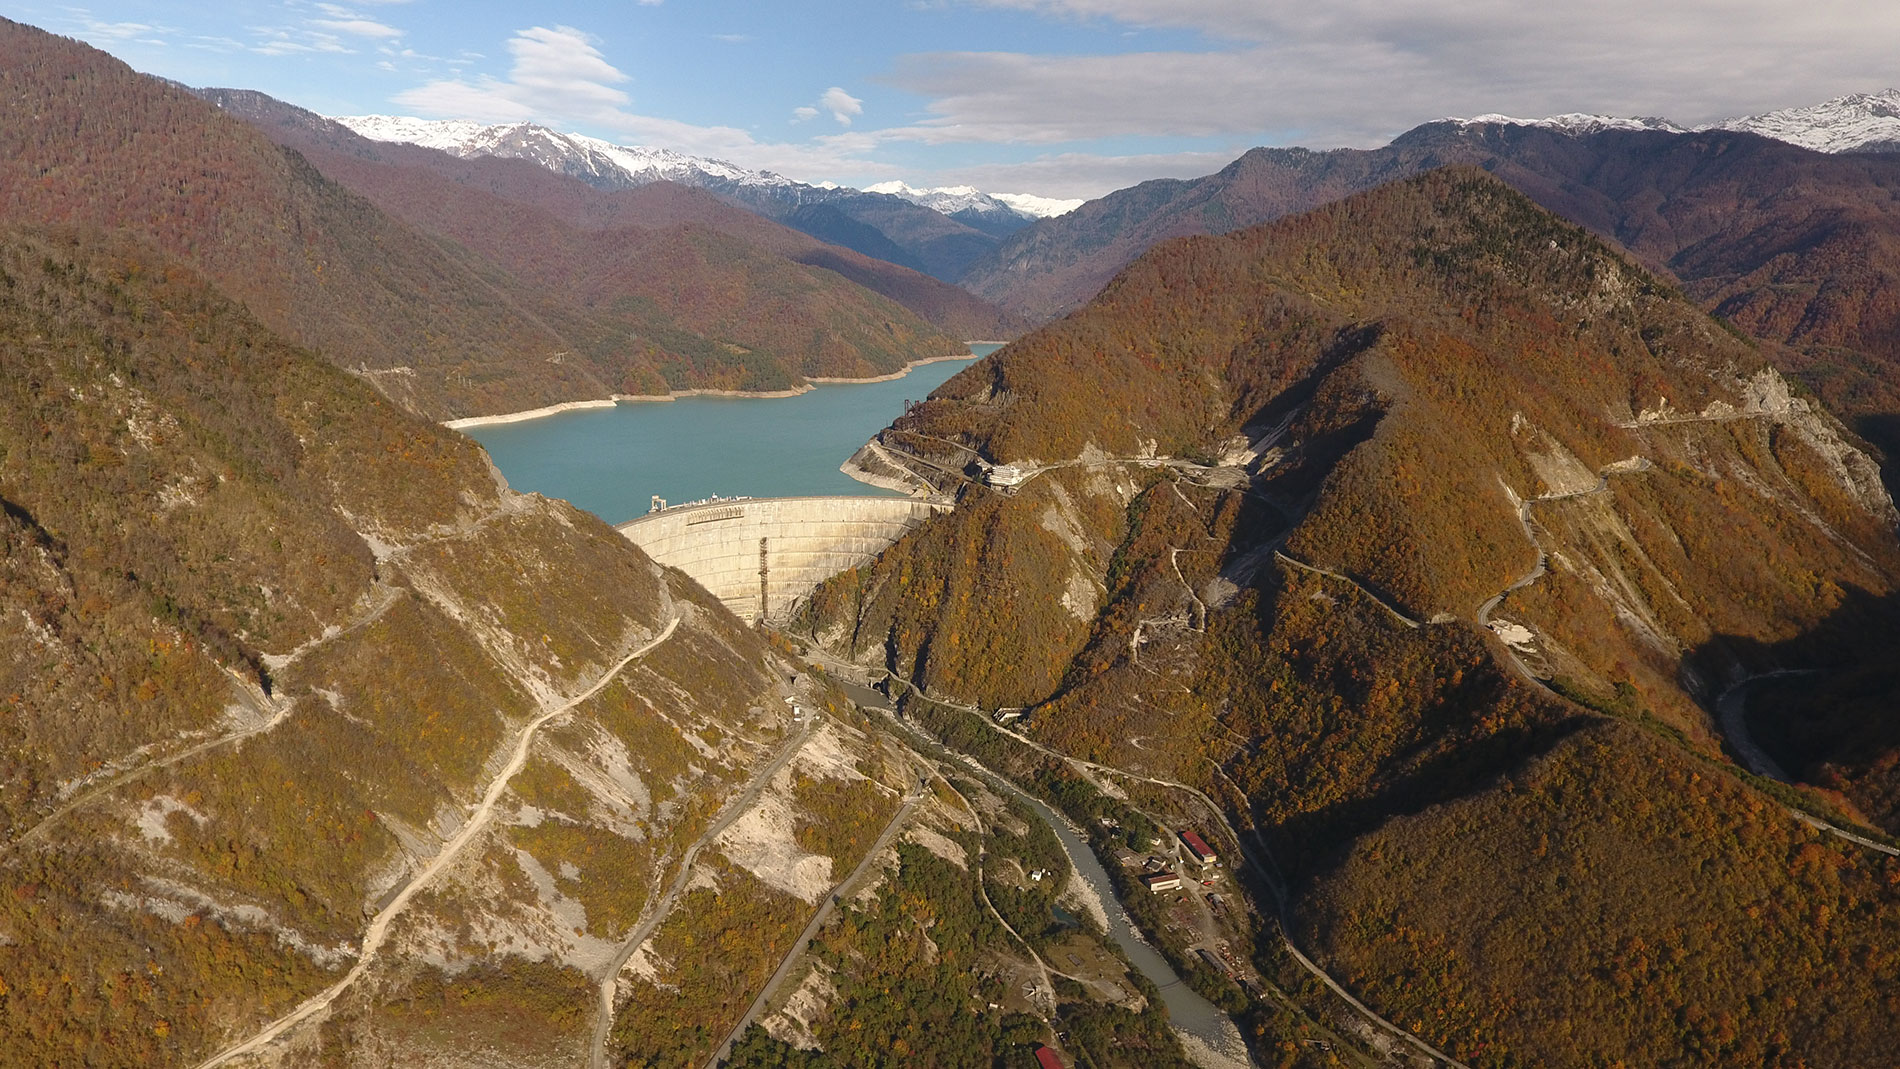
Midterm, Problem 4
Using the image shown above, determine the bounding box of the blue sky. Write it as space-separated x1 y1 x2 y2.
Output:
19 1 1900 198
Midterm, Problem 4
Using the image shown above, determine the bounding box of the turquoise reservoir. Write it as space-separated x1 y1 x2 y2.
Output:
464 346 996 525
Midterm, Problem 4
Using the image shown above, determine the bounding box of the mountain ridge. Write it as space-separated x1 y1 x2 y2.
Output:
802 167 1900 1066
955 122 1900 485
1443 88 1900 153
207 88 1024 349
332 113 1025 282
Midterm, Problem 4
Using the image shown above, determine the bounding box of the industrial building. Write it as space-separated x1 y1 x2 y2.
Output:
1180 829 1218 866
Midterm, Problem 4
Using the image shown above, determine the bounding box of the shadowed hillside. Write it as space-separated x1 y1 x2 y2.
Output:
959 125 1900 479
802 169 1900 1066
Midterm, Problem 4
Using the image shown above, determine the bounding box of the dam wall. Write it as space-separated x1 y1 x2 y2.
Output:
617 496 948 624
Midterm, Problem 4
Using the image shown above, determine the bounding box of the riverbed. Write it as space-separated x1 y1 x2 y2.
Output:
463 346 995 525
823 677 1253 1067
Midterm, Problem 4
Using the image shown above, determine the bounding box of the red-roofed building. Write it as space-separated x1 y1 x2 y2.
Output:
1035 1045 1067 1069
1180 829 1217 865
1140 870 1183 893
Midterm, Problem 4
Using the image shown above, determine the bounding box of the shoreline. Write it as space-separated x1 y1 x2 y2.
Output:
442 399 617 430
806 351 980 385
442 349 988 429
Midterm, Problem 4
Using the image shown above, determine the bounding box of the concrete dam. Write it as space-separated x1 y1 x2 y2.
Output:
616 496 948 624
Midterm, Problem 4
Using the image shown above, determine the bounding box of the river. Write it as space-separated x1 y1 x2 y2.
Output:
463 347 995 525
824 678 1251 1066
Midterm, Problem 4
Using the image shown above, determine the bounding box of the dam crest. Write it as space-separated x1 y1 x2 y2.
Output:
616 495 948 624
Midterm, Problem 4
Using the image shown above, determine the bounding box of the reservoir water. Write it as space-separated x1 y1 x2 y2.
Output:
464 347 994 525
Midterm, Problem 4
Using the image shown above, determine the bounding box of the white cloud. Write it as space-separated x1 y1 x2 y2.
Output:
249 25 353 55
791 105 819 122
941 0 1900 142
311 18 402 39
397 25 629 122
820 86 864 126
76 18 161 40
393 27 896 184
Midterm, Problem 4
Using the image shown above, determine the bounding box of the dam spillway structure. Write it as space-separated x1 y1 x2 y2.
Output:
616 496 949 624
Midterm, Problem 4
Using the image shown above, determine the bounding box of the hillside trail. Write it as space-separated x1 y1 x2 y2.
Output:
8 495 535 854
0 581 405 859
587 709 822 1069
1483 472 1900 858
1718 676 1899 858
706 789 925 1068
193 614 681 1069
855 672 1466 1069
1273 549 1426 629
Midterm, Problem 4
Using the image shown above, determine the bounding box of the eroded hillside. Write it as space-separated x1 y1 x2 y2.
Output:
802 169 1900 1066
0 226 1185 1067
0 231 808 1065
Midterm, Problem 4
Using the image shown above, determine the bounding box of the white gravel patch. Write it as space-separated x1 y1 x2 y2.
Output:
715 790 834 903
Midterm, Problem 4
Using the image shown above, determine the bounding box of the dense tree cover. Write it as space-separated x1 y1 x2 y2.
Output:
961 121 1900 477
816 172 1900 805
1713 587 1900 834
0 21 989 421
725 831 1191 1069
1300 721 1900 1067
802 171 1900 1066
804 480 1113 709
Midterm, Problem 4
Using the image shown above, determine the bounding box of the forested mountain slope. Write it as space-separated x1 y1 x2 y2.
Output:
804 169 1900 1066
0 224 841 1064
960 126 1900 470
0 21 971 422
202 89 1023 347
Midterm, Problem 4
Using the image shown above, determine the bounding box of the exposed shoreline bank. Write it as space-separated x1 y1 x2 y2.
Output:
442 350 983 430
807 351 980 385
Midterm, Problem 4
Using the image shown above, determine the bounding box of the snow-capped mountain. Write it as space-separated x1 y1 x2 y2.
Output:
335 115 788 190
1452 113 1686 137
1708 90 1900 153
330 113 1040 282
990 191 1086 219
1449 90 1900 154
862 181 1081 220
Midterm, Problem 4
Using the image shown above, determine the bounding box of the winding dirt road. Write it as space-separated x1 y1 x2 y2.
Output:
193 614 682 1069
705 790 924 1067
3 583 405 858
587 709 822 1069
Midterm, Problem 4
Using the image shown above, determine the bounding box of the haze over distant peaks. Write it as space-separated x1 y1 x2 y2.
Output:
332 112 1048 280
335 114 1068 219
335 114 778 189
1452 88 1900 153
862 180 1082 219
